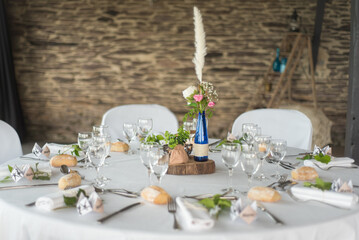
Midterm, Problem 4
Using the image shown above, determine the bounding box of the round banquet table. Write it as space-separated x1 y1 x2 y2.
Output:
0 145 359 240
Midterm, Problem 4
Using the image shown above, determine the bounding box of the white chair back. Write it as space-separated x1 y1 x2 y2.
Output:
232 108 313 150
101 104 179 141
0 120 23 162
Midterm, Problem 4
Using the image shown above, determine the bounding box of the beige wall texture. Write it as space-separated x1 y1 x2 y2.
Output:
5 0 350 145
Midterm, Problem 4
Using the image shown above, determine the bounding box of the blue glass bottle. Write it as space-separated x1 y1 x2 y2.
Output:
272 48 281 72
194 111 209 162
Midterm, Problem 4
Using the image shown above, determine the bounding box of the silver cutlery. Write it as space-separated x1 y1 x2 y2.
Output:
94 186 139 198
311 161 359 171
168 198 180 230
97 202 142 223
267 173 288 188
286 186 348 209
257 202 284 225
0 183 58 190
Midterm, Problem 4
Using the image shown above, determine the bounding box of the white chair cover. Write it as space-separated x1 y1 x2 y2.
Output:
101 104 179 141
0 120 23 163
232 108 313 150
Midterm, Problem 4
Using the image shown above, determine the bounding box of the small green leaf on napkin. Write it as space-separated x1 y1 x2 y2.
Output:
314 153 331 164
8 165 13 173
63 196 78 207
32 162 51 181
0 176 11 183
304 177 332 191
199 194 232 218
297 154 313 160
71 144 82 157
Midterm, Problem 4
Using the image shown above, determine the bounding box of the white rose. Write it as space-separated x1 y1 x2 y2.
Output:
182 86 197 99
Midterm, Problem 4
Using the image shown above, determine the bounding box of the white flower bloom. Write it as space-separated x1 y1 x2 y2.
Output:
182 86 197 99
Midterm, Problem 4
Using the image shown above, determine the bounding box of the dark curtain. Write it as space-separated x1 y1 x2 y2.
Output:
0 0 25 140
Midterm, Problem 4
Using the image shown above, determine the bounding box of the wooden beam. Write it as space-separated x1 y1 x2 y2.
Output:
312 0 326 70
345 0 359 162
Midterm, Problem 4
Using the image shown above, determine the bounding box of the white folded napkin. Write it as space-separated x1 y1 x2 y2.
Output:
35 185 94 211
175 197 214 231
0 163 51 180
304 157 354 170
290 185 358 209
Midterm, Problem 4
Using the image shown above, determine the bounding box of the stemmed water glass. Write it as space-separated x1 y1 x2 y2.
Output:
123 123 138 154
78 132 93 169
269 139 287 179
149 146 169 185
138 118 153 140
93 125 110 138
254 135 272 180
242 123 261 149
140 142 159 185
183 121 196 143
87 136 108 187
221 143 240 192
240 145 261 190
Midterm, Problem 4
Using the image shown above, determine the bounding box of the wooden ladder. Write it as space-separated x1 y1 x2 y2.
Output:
247 32 318 110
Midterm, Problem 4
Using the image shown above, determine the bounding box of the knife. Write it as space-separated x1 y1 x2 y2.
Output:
0 183 58 190
97 202 142 223
256 202 284 225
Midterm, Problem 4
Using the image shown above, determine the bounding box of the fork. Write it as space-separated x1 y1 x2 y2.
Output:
267 173 288 188
311 161 359 171
168 198 180 230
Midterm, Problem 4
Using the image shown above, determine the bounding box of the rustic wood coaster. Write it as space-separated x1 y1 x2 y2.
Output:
167 156 215 175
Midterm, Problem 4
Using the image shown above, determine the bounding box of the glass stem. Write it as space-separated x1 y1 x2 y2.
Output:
96 167 100 182
228 168 233 190
147 168 151 186
248 175 253 189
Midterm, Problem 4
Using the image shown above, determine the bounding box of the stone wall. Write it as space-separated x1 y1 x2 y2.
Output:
4 0 350 145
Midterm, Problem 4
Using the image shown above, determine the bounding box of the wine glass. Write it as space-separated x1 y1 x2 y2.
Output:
78 132 93 169
140 142 159 185
149 147 169 185
87 136 108 187
242 123 261 149
93 125 110 138
269 139 287 179
253 135 272 180
240 145 261 190
183 121 196 143
138 118 153 140
123 122 137 154
221 143 240 192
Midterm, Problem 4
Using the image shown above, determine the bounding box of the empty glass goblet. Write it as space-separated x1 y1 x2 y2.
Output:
254 135 271 180
242 123 261 149
149 147 169 185
221 143 240 192
123 122 137 154
87 136 107 187
183 121 196 143
240 145 261 190
78 132 93 169
93 125 110 138
138 118 153 140
269 139 287 179
140 142 159 185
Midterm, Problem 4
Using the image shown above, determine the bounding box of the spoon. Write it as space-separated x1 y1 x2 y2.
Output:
60 165 85 179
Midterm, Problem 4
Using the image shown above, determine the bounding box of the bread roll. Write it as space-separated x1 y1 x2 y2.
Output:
58 172 81 190
247 186 281 202
50 154 77 168
110 142 129 152
141 185 171 205
291 166 318 181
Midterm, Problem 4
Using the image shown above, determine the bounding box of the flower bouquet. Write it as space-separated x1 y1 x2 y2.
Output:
182 6 218 162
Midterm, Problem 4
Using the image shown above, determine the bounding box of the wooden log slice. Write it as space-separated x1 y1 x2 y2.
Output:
167 156 215 175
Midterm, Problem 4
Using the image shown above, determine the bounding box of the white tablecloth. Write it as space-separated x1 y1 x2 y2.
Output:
0 147 359 240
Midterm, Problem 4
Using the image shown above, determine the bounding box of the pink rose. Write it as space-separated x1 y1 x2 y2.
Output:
193 94 203 102
208 101 215 108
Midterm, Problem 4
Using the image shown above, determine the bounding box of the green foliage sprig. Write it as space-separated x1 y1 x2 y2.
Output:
58 144 82 157
145 127 190 149
303 177 332 191
199 194 231 219
63 188 88 207
297 152 331 164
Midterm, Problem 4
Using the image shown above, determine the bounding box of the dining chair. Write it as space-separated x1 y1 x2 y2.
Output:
101 104 179 141
0 120 23 163
231 108 313 150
